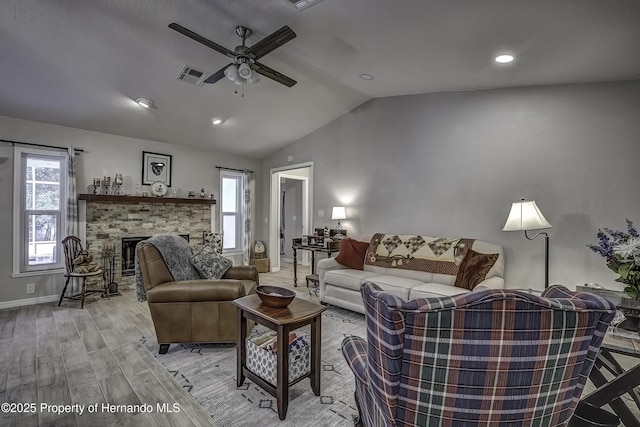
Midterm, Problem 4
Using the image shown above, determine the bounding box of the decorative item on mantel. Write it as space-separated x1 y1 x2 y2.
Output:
200 188 206 198
113 173 123 195
93 178 101 195
102 176 111 195
588 218 640 300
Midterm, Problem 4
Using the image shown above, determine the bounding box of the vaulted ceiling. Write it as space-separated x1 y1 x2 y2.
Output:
1 0 639 158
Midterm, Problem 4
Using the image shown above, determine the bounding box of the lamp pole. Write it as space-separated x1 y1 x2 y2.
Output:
525 230 550 288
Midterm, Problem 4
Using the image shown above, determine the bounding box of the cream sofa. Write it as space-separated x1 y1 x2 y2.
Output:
318 233 505 314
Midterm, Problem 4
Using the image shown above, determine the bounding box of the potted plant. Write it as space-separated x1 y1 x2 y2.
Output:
588 219 640 300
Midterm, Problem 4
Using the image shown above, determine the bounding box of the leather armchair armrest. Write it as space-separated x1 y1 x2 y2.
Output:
223 265 260 285
147 279 247 303
341 336 369 386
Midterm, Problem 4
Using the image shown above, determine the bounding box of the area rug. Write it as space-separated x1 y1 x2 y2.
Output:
140 301 366 426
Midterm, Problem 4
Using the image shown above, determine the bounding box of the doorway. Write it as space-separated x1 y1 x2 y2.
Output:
269 162 312 272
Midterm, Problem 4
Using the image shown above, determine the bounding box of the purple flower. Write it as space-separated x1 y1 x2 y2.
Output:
587 220 639 262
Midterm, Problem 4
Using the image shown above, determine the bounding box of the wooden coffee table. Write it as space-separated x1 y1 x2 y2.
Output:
232 294 326 420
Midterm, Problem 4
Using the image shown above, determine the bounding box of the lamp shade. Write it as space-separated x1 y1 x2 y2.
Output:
331 206 346 220
503 200 552 231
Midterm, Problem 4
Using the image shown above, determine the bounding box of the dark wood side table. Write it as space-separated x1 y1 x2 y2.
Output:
232 295 327 420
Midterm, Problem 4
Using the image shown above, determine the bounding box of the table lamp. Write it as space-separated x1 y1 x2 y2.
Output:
332 206 346 231
503 199 553 288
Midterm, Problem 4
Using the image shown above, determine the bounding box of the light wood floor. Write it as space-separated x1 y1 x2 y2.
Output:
1 262 638 426
0 264 305 427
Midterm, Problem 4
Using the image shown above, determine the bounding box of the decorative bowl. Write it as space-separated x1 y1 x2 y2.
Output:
256 286 295 308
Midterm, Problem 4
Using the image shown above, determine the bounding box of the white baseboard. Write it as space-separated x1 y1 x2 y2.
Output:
0 294 59 310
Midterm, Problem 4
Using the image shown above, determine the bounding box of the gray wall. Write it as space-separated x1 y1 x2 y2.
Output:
281 178 303 260
0 116 261 306
261 80 640 291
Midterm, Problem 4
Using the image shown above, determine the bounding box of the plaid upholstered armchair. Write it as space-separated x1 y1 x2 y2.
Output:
342 282 616 426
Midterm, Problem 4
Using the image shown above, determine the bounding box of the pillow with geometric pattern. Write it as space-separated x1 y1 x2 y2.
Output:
454 249 499 290
191 244 233 279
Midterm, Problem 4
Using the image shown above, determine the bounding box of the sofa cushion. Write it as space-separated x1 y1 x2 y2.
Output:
365 275 427 301
454 249 499 290
324 269 379 291
335 238 370 270
191 245 233 279
409 283 471 299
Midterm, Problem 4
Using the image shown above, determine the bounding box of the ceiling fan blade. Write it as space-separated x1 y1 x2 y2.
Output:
254 62 297 87
168 23 236 59
245 26 296 60
203 65 231 84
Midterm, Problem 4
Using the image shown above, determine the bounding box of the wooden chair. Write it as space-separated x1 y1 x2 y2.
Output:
58 236 106 309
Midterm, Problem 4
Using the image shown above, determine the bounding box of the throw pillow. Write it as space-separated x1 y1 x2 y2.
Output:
203 232 223 254
191 245 233 279
454 249 499 290
335 238 370 270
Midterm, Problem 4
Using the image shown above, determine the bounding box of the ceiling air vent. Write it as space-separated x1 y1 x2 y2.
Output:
286 0 325 11
176 65 208 86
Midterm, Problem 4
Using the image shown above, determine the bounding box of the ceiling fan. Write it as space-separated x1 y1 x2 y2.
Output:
169 22 297 88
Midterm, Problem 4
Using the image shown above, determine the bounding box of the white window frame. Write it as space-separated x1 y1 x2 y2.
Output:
12 147 67 276
220 170 244 255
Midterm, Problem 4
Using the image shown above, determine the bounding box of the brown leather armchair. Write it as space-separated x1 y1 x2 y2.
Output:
137 242 258 354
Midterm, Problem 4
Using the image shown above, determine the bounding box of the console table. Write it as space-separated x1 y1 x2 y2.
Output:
292 238 340 287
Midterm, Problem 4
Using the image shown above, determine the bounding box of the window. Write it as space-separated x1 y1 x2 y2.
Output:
13 147 67 274
220 171 244 252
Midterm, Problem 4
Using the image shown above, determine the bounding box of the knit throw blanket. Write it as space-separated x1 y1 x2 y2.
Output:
135 234 200 302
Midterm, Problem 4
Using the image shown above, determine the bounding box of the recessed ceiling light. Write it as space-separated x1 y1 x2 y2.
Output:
135 97 155 109
359 73 375 80
210 116 223 125
495 54 515 64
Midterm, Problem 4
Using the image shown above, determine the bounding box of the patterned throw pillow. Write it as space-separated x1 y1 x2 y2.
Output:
454 249 499 290
191 244 233 279
203 232 223 254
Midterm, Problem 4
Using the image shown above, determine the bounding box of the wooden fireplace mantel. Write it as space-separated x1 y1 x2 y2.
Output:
78 194 216 205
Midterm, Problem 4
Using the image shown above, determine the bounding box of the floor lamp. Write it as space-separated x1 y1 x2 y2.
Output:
503 199 553 288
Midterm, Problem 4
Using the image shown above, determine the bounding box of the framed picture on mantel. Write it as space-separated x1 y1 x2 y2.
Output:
142 151 172 186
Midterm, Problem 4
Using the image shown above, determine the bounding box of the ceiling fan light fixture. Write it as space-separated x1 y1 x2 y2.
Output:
248 73 260 84
238 62 253 79
135 97 155 109
224 65 238 81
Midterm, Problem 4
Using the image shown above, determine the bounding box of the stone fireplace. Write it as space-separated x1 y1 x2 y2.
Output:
80 194 215 288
